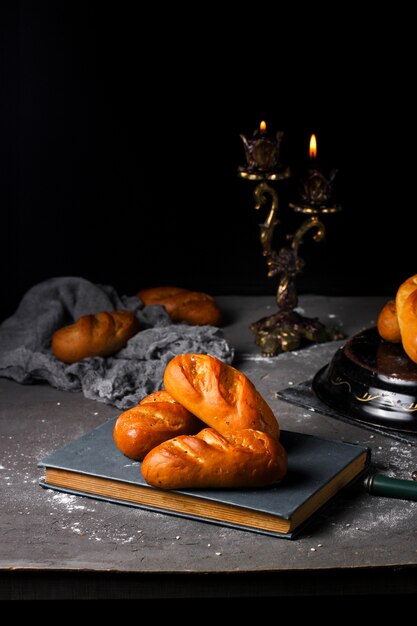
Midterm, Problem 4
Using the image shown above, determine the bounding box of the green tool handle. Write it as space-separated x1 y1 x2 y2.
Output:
364 474 417 502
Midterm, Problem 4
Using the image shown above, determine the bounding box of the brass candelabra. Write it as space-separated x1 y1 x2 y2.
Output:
238 124 344 357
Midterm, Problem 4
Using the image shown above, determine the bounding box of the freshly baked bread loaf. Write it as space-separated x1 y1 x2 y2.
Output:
163 353 280 440
396 274 417 315
140 390 178 404
137 286 222 326
113 390 202 461
141 427 288 489
377 300 401 343
52 310 140 364
395 274 417 363
377 274 417 363
138 286 187 304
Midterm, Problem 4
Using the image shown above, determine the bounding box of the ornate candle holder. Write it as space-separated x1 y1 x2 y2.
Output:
238 120 291 182
239 127 344 357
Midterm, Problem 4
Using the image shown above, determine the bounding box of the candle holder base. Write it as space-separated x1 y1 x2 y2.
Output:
250 309 344 358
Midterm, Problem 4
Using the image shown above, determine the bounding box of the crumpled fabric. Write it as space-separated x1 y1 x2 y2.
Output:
0 276 234 409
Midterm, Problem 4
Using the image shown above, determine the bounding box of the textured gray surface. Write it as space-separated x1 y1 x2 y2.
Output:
1 295 417 593
0 276 233 409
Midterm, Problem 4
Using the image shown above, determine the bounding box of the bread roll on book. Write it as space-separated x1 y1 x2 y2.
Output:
163 353 280 440
113 390 202 461
141 427 287 489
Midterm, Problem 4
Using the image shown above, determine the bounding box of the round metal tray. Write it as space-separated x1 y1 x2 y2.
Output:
313 327 417 432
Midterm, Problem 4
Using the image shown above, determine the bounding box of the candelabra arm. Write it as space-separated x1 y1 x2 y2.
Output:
254 181 279 228
291 215 326 256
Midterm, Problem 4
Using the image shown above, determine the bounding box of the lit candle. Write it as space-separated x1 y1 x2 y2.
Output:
290 133 341 213
309 133 317 162
299 133 338 209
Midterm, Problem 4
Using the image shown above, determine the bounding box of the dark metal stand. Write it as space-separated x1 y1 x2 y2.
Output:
248 179 343 356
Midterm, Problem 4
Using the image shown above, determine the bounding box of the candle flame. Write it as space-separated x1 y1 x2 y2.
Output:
309 134 317 159
260 120 267 132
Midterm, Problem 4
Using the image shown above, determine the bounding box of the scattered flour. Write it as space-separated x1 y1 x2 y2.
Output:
380 440 416 475
337 499 417 537
0 434 148 548
44 489 148 544
333 438 417 538
49 492 88 512
239 353 277 362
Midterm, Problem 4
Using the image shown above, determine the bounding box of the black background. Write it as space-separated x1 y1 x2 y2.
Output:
0 3 415 322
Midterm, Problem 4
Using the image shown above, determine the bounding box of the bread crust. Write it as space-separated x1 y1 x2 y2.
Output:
138 286 222 326
163 354 280 440
396 275 417 363
113 391 202 461
141 427 288 489
377 300 401 343
376 274 417 364
52 310 140 363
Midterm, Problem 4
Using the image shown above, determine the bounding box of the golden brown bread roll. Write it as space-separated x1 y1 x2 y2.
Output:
377 274 417 364
163 353 280 440
113 390 202 461
396 275 417 363
138 286 187 303
140 390 178 404
141 427 287 489
137 286 222 326
377 300 401 343
52 310 140 364
396 274 417 315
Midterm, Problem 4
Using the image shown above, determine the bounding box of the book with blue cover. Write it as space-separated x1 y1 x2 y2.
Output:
38 417 370 538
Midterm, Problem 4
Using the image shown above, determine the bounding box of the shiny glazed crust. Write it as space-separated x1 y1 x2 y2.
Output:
377 300 401 343
396 275 417 363
163 354 280 440
113 391 202 461
138 286 222 326
141 427 288 489
52 310 140 363
138 287 187 304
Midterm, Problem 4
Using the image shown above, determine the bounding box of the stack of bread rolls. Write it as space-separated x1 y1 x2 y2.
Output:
114 354 288 490
377 274 417 364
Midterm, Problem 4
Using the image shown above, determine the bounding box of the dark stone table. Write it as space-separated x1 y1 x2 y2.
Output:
2 295 417 599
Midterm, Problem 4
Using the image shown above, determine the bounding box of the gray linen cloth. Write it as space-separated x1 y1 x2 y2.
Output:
0 277 234 409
